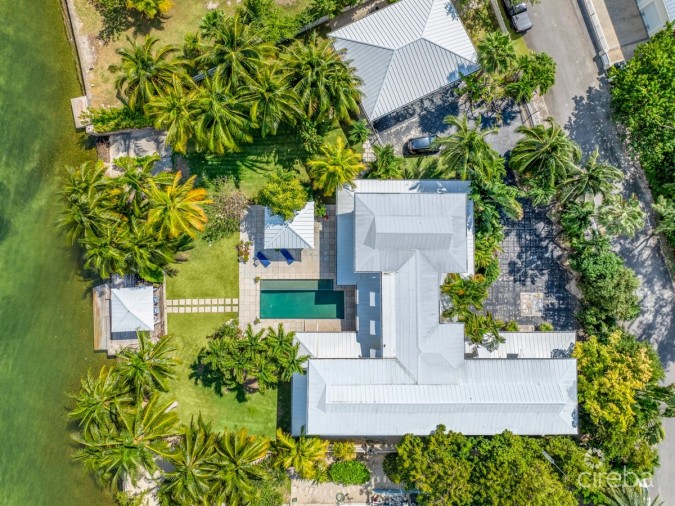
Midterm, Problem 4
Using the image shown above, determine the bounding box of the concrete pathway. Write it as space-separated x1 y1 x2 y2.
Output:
165 298 238 314
524 3 675 502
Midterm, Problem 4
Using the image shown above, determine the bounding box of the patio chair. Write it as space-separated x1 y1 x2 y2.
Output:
255 251 271 268
280 249 294 265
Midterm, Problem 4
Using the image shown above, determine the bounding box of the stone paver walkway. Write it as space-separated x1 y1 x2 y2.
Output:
165 298 239 314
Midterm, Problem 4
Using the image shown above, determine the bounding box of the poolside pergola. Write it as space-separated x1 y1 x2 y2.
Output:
263 202 315 249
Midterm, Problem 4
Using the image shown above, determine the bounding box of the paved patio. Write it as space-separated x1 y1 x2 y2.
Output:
239 205 356 332
483 191 579 330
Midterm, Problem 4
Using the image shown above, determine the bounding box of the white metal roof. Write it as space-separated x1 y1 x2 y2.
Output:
110 286 154 333
264 202 315 249
294 332 362 358
465 332 576 359
329 0 479 120
294 180 578 437
666 0 675 20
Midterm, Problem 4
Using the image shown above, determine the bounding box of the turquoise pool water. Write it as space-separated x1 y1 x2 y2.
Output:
260 280 344 319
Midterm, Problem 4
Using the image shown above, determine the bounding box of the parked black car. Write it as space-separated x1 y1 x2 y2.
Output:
502 0 533 33
406 135 440 155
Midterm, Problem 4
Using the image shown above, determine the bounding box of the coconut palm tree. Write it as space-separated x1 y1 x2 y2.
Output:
145 76 196 154
161 416 218 505
559 148 623 204
283 33 362 123
604 485 663 506
368 144 403 180
272 429 328 480
473 179 524 221
436 115 501 184
307 138 364 196
74 396 180 490
510 118 582 198
199 14 274 86
193 74 254 154
147 173 210 239
652 195 675 236
477 31 516 74
69 366 131 437
81 226 127 279
58 161 113 244
115 36 183 110
213 429 270 505
246 61 302 138
126 0 173 19
116 333 178 400
122 227 175 282
598 194 646 237
515 52 556 96
348 119 370 146
110 155 159 217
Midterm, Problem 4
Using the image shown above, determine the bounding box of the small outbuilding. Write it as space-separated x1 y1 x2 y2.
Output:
264 202 315 249
329 0 479 121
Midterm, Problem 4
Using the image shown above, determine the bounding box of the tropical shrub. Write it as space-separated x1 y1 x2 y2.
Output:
368 144 403 180
238 0 299 43
83 106 152 133
348 119 370 146
126 0 173 18
272 429 329 480
257 168 309 221
307 138 364 196
331 441 356 461
537 321 554 331
203 178 249 241
328 460 371 485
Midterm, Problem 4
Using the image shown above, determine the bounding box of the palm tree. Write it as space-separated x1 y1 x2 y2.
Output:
147 173 210 239
246 61 302 138
477 31 516 74
115 36 183 110
348 119 370 146
652 195 675 236
116 333 178 399
199 9 226 40
145 76 196 154
560 201 595 240
213 429 270 505
276 342 308 382
436 115 500 184
69 366 131 436
307 138 364 196
510 117 582 197
598 194 646 237
272 429 328 480
283 34 362 123
253 354 278 393
161 416 218 505
193 74 254 154
110 155 159 217
242 324 265 361
559 148 623 204
58 161 113 244
473 179 523 220
368 144 403 180
123 227 175 282
81 226 127 279
199 14 274 86
126 0 173 19
264 323 295 357
74 396 180 490
604 485 663 506
515 52 556 96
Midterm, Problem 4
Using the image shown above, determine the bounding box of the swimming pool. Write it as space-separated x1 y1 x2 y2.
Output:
260 279 345 319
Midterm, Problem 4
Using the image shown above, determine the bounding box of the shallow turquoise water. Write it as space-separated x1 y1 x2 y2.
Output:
0 1 113 504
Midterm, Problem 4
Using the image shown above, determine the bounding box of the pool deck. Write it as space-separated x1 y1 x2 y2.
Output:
239 205 356 332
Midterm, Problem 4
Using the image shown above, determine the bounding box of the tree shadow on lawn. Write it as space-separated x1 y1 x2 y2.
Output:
189 356 249 403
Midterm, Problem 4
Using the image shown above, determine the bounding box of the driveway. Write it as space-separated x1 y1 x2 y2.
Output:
524 1 675 502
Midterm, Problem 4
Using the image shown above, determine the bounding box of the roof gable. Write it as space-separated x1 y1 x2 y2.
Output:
110 286 154 333
264 202 315 249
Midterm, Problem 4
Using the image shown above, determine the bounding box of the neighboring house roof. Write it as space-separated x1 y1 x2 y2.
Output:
329 0 479 120
110 286 154 333
292 180 578 437
264 202 315 249
666 0 675 21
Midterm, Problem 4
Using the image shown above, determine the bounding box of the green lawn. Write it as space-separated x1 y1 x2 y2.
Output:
454 0 529 55
167 233 239 300
185 127 348 198
162 314 279 437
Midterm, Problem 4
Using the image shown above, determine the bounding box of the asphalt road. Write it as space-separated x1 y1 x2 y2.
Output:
524 2 675 503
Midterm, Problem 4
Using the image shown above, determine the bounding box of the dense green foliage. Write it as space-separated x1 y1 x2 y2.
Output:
257 168 309 220
367 144 403 179
272 429 329 480
194 321 308 399
610 25 675 246
307 138 364 195
328 460 371 485
330 441 356 461
202 177 249 241
386 426 604 506
57 158 210 281
83 105 152 132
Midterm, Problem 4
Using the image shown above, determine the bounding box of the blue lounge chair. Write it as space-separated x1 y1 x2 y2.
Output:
280 249 294 265
256 251 271 267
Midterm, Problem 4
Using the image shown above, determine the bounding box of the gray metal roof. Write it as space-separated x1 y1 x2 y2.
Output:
329 0 479 120
110 286 154 333
293 180 577 437
264 202 315 249
667 0 675 20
